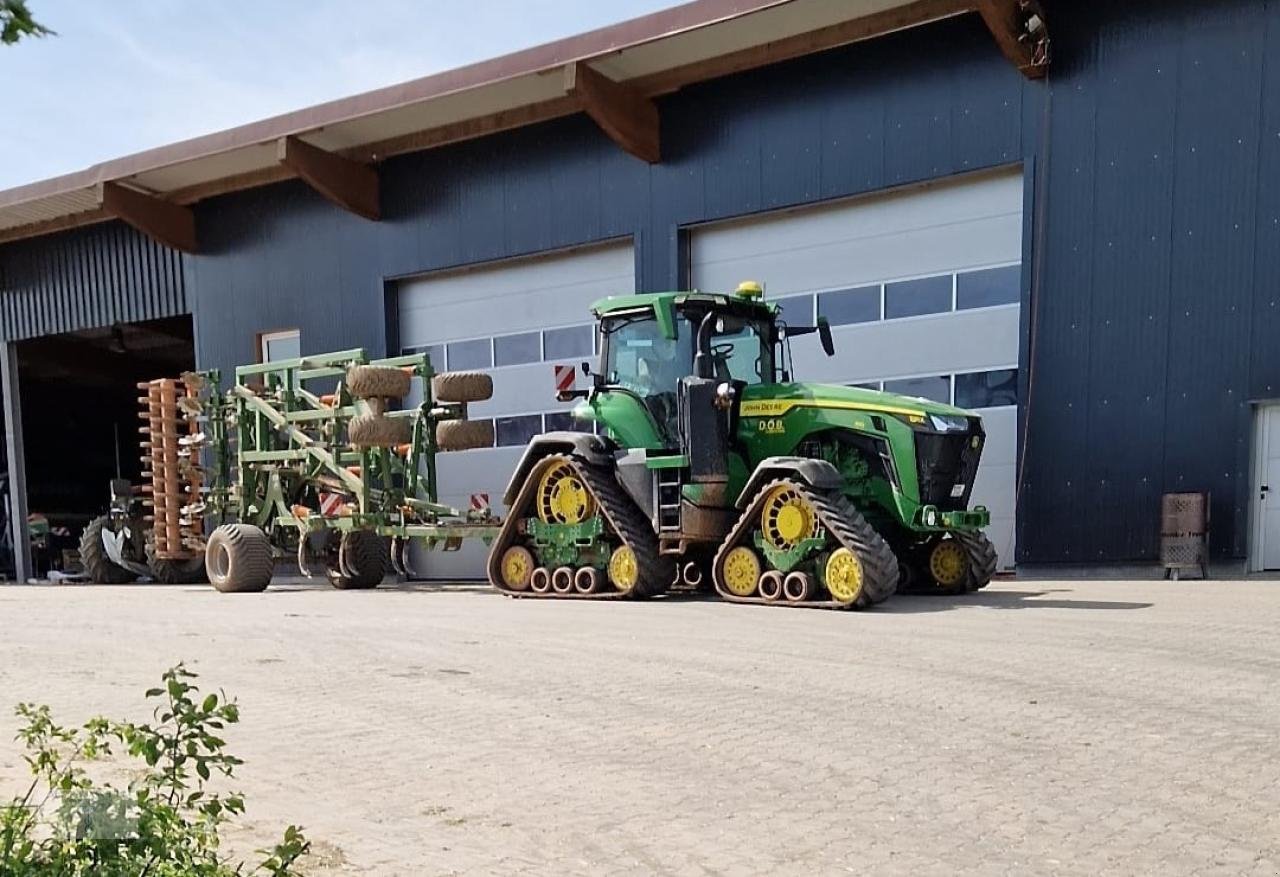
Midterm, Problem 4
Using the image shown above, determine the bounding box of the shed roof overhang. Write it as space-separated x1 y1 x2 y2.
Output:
0 0 1048 249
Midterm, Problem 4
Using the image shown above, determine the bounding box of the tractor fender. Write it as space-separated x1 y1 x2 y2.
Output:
502 432 615 506
735 457 843 509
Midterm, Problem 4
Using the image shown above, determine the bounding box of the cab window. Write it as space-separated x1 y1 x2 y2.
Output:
710 319 773 385
603 313 692 398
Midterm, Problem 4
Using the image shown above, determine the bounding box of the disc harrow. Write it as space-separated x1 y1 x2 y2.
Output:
711 478 899 610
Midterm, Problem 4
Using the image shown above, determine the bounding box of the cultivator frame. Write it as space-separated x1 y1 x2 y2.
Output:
138 347 499 592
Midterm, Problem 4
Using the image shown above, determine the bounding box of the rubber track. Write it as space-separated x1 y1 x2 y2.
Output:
956 530 998 592
487 454 673 600
711 479 899 610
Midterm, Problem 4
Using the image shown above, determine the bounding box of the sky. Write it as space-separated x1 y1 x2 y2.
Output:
0 0 680 190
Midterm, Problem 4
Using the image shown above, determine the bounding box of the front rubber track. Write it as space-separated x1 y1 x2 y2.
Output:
711 480 899 610
486 453 674 600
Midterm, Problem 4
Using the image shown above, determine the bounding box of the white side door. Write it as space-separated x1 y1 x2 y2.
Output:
1255 406 1280 570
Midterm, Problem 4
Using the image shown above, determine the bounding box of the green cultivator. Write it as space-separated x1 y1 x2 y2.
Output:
84 349 499 592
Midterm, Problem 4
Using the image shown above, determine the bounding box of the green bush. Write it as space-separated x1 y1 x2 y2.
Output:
0 664 309 875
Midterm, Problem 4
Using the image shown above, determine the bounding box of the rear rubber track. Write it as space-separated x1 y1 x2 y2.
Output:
712 479 898 610
487 453 673 600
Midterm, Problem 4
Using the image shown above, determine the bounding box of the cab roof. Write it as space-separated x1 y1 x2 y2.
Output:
590 290 777 319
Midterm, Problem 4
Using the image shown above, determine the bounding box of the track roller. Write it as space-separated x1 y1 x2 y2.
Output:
574 566 602 594
783 571 813 603
758 570 784 602
551 566 575 594
530 567 552 594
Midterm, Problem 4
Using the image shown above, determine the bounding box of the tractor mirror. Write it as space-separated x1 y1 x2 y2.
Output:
817 317 835 357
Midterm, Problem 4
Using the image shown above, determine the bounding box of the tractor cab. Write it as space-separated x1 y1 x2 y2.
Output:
587 283 827 446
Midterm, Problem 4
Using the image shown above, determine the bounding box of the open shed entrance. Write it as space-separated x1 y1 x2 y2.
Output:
12 316 195 576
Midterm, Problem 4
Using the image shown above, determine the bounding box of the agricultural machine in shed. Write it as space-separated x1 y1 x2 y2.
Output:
488 282 997 609
80 349 497 591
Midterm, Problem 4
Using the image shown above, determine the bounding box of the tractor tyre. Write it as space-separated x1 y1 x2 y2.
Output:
349 414 412 448
830 502 900 606
436 419 494 451
432 371 493 403
346 365 411 400
957 530 998 591
205 524 274 593
327 530 387 590
79 515 137 584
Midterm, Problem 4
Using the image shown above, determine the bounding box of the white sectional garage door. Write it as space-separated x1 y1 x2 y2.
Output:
690 169 1023 568
397 241 634 578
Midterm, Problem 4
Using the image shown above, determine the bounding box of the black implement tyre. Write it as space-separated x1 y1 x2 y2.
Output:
79 515 137 584
957 530 998 592
146 543 209 584
327 530 387 590
347 365 411 400
432 371 492 403
436 419 494 451
349 414 412 448
205 524 274 593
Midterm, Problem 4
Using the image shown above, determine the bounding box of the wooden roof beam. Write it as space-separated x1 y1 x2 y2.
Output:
975 0 1049 79
277 135 380 221
564 62 660 164
98 182 197 253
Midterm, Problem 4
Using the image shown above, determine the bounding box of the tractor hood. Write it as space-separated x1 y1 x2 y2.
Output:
738 382 976 427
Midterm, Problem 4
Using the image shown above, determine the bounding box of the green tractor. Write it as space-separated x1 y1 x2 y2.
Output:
487 282 997 609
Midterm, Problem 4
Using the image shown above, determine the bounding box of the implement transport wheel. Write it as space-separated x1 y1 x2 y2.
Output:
432 371 493 403
347 365 411 400
607 545 640 595
328 530 387 590
498 546 535 591
927 537 971 595
349 414 412 448
205 524 273 593
957 530 998 591
436 419 494 451
719 545 762 598
79 515 137 584
537 460 595 524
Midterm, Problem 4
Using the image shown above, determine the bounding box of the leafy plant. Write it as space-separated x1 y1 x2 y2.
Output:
1 0 53 45
0 664 309 876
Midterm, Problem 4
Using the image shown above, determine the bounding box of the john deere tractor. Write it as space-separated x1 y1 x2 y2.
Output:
488 282 996 609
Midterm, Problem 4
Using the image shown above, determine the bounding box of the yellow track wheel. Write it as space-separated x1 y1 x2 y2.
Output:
499 546 535 591
608 545 639 594
721 546 762 597
825 548 864 603
760 483 818 551
537 460 595 524
929 539 969 590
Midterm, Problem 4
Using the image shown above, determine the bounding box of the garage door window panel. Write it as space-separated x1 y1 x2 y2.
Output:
818 286 880 326
957 265 1020 310
496 414 542 447
955 369 1018 408
884 375 951 404
403 343 445 371
494 331 541 367
884 276 952 319
447 338 492 370
543 325 593 361
544 411 591 433
775 295 815 324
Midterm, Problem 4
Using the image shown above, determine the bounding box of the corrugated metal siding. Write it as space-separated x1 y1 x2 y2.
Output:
0 221 186 341
1019 0 1279 562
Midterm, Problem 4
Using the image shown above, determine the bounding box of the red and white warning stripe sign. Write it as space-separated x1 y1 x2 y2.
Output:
470 493 490 511
319 492 346 517
554 364 576 394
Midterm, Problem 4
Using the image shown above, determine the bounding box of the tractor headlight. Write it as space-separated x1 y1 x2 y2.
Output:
928 414 970 433
924 508 939 526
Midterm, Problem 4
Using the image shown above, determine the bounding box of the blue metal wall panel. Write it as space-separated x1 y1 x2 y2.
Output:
0 222 186 341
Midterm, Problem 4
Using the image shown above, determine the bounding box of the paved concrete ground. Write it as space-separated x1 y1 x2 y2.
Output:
0 579 1277 876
